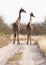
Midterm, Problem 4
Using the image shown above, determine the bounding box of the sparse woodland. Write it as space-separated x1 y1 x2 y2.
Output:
0 16 12 35
20 18 46 35
0 16 46 35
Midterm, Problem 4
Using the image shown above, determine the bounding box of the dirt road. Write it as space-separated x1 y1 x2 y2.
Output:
0 41 46 65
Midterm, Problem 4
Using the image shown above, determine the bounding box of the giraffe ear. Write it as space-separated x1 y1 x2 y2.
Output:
21 7 23 10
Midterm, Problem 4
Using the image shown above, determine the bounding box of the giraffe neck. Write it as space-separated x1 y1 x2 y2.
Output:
19 11 21 19
30 16 32 24
15 11 21 25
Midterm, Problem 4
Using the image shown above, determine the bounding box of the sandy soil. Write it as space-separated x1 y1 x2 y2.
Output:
0 41 46 65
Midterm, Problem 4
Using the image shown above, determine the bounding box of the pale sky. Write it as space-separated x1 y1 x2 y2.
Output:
0 0 46 25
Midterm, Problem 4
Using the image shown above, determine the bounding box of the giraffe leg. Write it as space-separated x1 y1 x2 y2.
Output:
13 34 16 44
30 34 31 45
27 34 29 45
17 33 20 45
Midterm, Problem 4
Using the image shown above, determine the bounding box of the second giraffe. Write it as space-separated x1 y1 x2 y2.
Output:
26 12 35 45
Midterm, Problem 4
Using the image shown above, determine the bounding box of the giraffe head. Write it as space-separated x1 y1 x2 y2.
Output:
19 8 26 13
30 12 35 17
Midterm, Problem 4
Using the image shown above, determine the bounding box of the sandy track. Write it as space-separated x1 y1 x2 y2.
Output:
0 41 46 65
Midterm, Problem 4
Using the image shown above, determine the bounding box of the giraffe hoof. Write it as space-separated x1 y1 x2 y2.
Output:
17 43 20 45
27 43 28 45
13 42 15 44
30 43 31 45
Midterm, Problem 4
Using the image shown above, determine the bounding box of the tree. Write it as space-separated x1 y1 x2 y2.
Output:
0 16 12 35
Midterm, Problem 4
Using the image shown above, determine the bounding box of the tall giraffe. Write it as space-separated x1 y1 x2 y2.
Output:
26 12 35 45
13 8 26 44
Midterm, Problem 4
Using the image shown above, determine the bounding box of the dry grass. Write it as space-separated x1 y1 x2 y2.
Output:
6 52 22 64
0 35 11 47
0 34 46 54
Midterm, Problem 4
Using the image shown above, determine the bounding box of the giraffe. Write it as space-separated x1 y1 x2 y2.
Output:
13 8 26 44
26 12 35 45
